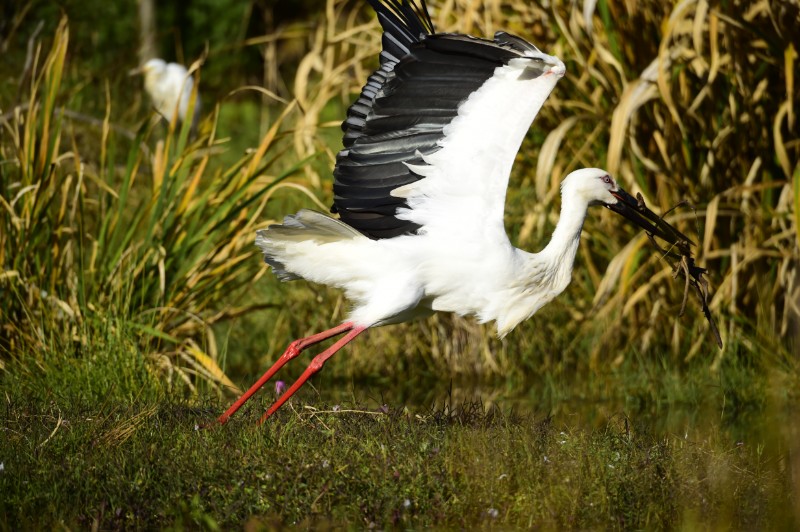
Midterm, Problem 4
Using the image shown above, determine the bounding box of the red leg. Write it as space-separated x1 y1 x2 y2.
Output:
216 322 355 424
257 325 368 424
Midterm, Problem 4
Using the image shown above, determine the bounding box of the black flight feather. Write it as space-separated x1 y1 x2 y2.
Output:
332 0 544 239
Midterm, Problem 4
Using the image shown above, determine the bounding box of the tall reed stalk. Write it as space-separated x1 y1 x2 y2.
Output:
0 18 307 391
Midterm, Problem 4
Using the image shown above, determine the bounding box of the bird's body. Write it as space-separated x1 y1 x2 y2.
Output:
217 0 688 425
259 178 589 336
139 58 200 127
259 8 570 335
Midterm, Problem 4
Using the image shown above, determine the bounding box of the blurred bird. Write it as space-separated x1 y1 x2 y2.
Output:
131 58 201 128
217 0 691 425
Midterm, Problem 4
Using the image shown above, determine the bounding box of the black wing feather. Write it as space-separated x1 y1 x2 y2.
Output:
332 0 534 239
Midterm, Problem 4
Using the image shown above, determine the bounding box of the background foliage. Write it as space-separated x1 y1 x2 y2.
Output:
1 0 798 392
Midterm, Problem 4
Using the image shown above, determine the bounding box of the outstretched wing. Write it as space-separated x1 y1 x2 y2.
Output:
332 0 565 240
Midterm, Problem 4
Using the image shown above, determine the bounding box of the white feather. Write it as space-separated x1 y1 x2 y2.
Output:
396 55 565 245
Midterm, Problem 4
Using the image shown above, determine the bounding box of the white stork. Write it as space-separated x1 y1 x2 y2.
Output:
217 0 688 424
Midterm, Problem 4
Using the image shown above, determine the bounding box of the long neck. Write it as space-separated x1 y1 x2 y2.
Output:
494 191 590 336
537 191 589 284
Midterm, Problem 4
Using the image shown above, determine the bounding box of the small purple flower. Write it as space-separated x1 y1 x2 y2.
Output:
379 404 389 414
275 380 287 396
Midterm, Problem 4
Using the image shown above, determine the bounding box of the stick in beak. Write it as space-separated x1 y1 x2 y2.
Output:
605 187 694 257
604 186 722 348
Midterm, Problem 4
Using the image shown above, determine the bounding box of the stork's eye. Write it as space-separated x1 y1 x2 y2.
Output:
602 175 612 184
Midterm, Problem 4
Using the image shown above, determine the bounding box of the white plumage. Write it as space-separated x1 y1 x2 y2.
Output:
217 0 670 425
259 167 617 335
139 58 200 127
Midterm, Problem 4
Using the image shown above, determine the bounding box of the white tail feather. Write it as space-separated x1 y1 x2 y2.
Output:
256 209 362 281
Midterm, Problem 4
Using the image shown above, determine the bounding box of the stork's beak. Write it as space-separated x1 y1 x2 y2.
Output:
128 65 145 76
605 188 694 256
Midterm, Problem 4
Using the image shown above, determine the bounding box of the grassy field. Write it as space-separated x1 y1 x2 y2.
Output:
2 333 797 529
2 0 799 528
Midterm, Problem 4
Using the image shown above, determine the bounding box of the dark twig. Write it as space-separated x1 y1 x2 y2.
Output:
636 196 722 349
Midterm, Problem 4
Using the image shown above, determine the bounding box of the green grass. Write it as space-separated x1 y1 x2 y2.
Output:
1 388 795 530
1 324 798 530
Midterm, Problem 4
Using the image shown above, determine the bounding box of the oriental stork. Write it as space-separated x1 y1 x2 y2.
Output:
217 0 689 424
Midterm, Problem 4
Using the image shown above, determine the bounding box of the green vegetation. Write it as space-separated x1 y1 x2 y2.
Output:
2 344 796 529
1 0 798 528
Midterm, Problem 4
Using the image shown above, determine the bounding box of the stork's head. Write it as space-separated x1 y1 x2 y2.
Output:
561 167 620 207
561 168 695 251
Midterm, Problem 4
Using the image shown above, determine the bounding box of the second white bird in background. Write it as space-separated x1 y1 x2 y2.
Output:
136 58 201 128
